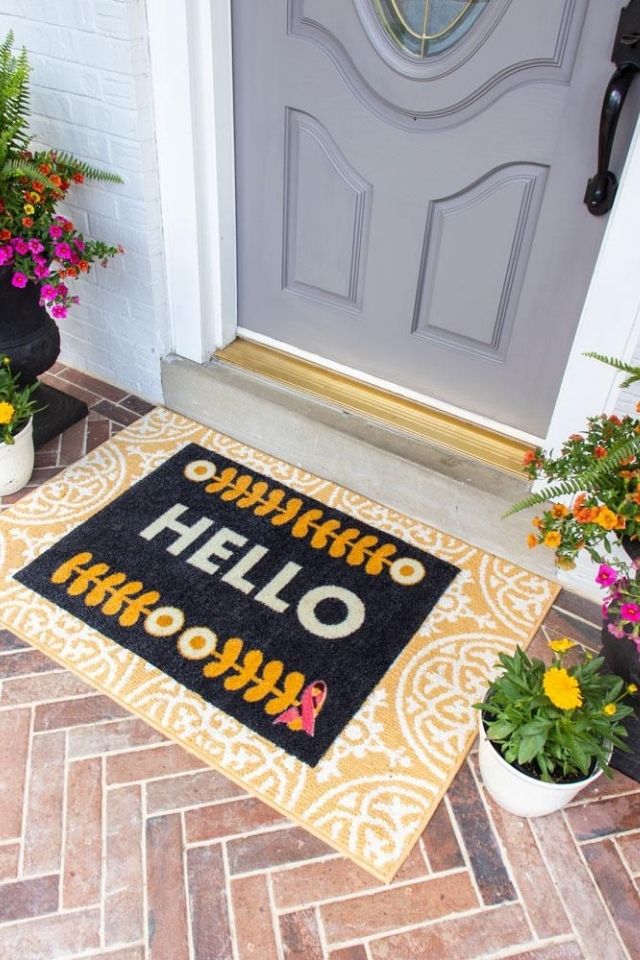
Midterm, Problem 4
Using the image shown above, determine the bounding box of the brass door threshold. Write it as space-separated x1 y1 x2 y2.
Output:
215 339 530 477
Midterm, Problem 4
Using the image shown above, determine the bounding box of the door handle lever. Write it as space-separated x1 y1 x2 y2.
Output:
584 0 640 216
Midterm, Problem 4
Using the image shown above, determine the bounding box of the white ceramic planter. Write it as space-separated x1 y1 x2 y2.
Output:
477 714 604 817
0 417 34 496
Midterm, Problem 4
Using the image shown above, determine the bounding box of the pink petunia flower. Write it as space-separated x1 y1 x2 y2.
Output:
53 242 72 261
13 239 29 255
51 304 67 320
620 603 640 622
73 239 85 252
28 239 44 254
596 564 619 587
48 225 63 239
56 283 68 298
34 262 50 279
0 245 14 265
11 272 28 288
39 284 58 301
607 622 626 638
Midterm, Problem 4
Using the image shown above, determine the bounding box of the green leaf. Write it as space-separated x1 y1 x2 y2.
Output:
517 733 546 766
486 721 515 740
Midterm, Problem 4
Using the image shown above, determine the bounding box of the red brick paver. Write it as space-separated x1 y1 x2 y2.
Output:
0 368 638 959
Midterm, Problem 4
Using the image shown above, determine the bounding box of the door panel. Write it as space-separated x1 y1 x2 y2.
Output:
233 0 625 435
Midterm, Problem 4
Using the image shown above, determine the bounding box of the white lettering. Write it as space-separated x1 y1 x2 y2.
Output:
297 585 365 639
254 561 302 613
221 544 269 594
139 503 213 556
187 527 248 575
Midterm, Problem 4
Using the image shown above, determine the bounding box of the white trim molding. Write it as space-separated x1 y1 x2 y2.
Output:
147 0 236 362
544 115 640 598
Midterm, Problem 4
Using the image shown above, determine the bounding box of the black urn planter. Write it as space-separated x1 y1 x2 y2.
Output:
0 266 60 384
0 267 87 447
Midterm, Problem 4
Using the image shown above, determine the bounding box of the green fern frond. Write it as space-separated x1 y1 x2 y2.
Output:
0 156 56 187
52 152 123 183
504 433 640 517
584 351 640 389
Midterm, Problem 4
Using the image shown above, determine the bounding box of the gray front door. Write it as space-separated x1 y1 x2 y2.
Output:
233 0 629 436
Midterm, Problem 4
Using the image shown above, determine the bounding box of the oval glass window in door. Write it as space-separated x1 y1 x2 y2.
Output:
372 0 489 57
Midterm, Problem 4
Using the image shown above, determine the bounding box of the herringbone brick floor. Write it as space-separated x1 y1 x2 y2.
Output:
0 365 639 960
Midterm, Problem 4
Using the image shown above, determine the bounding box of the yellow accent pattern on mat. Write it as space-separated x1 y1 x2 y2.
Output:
0 408 558 882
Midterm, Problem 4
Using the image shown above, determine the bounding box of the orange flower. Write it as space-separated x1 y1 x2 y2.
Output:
78 260 89 272
57 269 67 279
544 531 562 548
66 266 78 278
527 533 538 549
628 492 640 505
523 449 537 466
0 228 11 241
620 470 635 479
608 415 622 425
620 456 635 466
551 503 569 519
532 516 543 528
636 401 640 413
572 493 586 516
72 171 84 184
569 434 584 442
31 180 44 193
594 446 607 459
614 515 627 530
575 507 600 524
38 162 52 175
21 217 33 228
49 174 62 187
596 507 618 530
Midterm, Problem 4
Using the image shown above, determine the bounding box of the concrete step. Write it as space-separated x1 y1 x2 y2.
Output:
161 354 556 581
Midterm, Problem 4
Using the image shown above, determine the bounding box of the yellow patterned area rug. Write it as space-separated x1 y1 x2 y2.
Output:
0 408 558 881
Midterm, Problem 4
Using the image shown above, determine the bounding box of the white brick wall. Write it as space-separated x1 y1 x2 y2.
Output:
0 0 170 402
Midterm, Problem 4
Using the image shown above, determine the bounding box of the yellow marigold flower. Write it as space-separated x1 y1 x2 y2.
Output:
543 667 583 710
22 203 35 215
551 503 570 519
549 637 576 653
603 703 617 716
532 516 543 528
0 401 15 425
544 530 562 548
527 533 538 549
628 683 638 694
596 507 619 530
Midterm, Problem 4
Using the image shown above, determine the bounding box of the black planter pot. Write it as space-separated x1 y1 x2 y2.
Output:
0 267 87 446
601 624 640 781
0 266 60 384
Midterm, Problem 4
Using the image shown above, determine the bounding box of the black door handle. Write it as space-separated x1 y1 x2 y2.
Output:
584 0 640 216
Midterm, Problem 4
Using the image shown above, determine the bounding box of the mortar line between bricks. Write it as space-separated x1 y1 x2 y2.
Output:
476 933 583 960
566 785 640 809
48 943 148 960
143 793 278 819
468 756 534 933
0 691 102 712
16 705 35 879
364 942 374 960
140 778 150 958
552 605 601 630
99 755 107 951
613 835 640 880
5 12 140 43
59 731 70 913
269 866 471 913
314 903 330 960
559 807 633 960
186 819 329 849
181 811 196 960
323 900 527 951
266 869 285 960
577 827 640 845
228 850 342 882
0 901 102 929
222 841 241 960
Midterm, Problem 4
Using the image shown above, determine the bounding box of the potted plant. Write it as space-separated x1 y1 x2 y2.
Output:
475 639 636 816
0 353 39 495
0 31 123 383
506 352 640 779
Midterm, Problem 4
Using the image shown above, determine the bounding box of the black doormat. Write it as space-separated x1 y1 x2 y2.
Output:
15 443 459 765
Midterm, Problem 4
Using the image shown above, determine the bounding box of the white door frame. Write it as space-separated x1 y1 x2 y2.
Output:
147 0 640 457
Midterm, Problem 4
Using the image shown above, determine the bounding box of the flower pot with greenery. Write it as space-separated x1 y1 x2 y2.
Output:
0 32 123 384
475 640 635 816
507 352 640 778
0 353 39 495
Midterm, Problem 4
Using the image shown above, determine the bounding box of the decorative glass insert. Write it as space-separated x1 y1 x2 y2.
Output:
372 0 488 57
